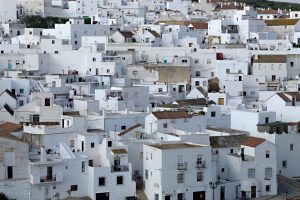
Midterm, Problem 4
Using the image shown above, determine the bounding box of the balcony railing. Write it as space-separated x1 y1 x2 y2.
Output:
30 173 63 184
111 165 129 172
177 162 187 170
196 161 206 169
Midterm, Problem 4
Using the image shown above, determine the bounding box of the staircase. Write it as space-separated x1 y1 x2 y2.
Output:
136 189 148 200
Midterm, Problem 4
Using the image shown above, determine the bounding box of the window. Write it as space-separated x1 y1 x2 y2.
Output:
155 194 159 200
282 160 287 168
177 173 184 183
195 81 200 86
211 72 214 77
265 168 272 179
266 185 271 192
266 151 270 158
248 168 255 178
117 176 123 185
221 168 225 172
91 142 95 148
230 149 234 154
145 169 148 179
70 185 78 191
7 166 13 179
108 141 112 147
19 100 24 106
70 140 75 148
158 88 163 92
32 114 39 122
89 159 93 167
52 40 55 44
45 98 50 106
178 193 184 200
99 177 105 186
197 171 203 182
163 123 168 128
290 144 294 151
133 71 138 76
182 59 188 63
291 62 294 67
211 111 216 117
265 117 269 124
19 89 24 93
226 69 230 73
121 125 126 130
82 161 85 172
196 71 201 77
207 58 211 64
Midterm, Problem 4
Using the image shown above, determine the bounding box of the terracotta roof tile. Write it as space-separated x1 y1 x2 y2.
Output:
119 124 142 136
0 122 22 133
265 19 299 26
241 136 265 148
253 55 287 63
152 111 192 119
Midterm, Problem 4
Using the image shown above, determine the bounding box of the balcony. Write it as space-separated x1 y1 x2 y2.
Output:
30 173 63 184
111 165 129 172
177 162 187 171
196 161 206 169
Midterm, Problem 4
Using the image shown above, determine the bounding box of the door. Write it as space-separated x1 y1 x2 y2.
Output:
7 166 13 179
218 98 224 105
81 141 84 151
193 191 205 200
47 166 52 180
96 192 109 200
272 75 276 81
251 186 256 198
165 195 171 200
220 186 225 200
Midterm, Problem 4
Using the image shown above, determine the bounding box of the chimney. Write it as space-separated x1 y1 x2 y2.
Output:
241 148 245 161
40 146 47 162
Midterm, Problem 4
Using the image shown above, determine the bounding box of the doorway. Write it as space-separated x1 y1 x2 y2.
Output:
251 186 256 198
47 166 53 180
96 192 109 200
193 191 205 200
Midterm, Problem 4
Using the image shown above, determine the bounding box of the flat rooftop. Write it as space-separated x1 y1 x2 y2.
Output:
148 142 204 150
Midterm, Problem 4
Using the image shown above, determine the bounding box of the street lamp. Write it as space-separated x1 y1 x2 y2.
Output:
209 178 220 200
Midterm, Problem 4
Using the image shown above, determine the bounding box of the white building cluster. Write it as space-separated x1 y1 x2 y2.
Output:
1 0 300 199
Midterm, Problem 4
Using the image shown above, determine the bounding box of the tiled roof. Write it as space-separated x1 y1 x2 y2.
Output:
277 93 292 102
119 124 142 136
275 92 300 102
1 89 16 100
111 148 128 154
257 9 278 15
196 86 208 97
3 104 14 116
210 135 249 148
213 4 244 11
190 22 208 29
63 111 81 116
265 19 299 26
148 30 160 37
253 55 287 63
149 142 204 149
175 98 207 106
0 130 23 142
0 122 22 133
152 111 192 119
119 31 134 38
241 136 265 148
